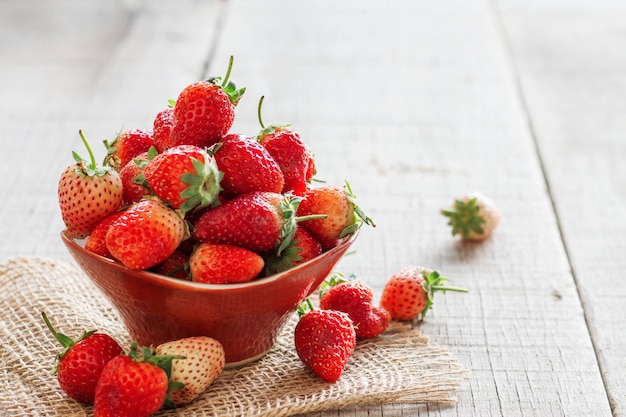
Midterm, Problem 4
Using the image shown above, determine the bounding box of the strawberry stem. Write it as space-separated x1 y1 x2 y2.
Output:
78 130 97 171
257 95 267 129
221 55 234 88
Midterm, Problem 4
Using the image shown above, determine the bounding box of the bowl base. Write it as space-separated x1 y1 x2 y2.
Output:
224 349 271 369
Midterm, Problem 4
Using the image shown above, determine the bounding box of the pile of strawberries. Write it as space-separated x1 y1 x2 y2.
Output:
43 312 225 416
52 57 483 413
58 56 374 283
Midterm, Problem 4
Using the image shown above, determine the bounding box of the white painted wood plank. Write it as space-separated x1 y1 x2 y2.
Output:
211 0 612 415
494 0 626 415
0 0 223 261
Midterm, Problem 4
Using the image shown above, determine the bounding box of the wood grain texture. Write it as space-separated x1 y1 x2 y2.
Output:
210 1 612 416
0 0 619 415
494 0 626 414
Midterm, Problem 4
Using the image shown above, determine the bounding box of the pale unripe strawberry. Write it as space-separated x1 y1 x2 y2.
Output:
155 336 225 406
58 130 123 239
441 192 501 241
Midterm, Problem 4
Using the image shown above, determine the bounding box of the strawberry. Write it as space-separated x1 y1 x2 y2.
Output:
297 182 375 251
118 150 154 205
155 336 225 406
212 133 284 197
189 243 264 284
84 211 124 258
153 105 175 152
379 266 468 321
319 274 390 339
256 96 315 195
170 56 245 148
58 130 123 239
144 144 222 212
151 250 191 280
193 191 323 255
441 192 501 240
294 300 356 383
262 226 322 275
42 312 122 405
94 344 178 417
103 128 155 170
105 198 187 270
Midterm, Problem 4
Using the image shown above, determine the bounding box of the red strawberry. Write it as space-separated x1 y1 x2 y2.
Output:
42 312 122 405
58 130 123 239
297 182 375 250
212 133 284 197
256 96 315 195
170 56 245 148
189 243 264 284
319 274 390 339
441 192 501 241
155 336 225 406
94 344 176 417
294 300 356 383
84 211 124 258
151 250 190 280
380 266 468 321
103 128 155 170
118 150 154 205
144 145 222 212
262 226 323 275
153 106 175 152
105 198 187 270
194 191 323 255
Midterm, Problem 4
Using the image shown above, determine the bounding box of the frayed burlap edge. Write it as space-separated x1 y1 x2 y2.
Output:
0 257 469 417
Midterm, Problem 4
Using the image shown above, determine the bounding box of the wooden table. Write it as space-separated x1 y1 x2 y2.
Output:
1 0 624 415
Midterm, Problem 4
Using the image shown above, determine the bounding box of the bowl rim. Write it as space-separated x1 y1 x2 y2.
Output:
61 230 358 291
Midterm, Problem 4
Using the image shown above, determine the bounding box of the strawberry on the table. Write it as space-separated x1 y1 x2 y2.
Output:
380 266 468 321
441 192 501 241
42 312 122 405
155 336 225 406
294 300 356 383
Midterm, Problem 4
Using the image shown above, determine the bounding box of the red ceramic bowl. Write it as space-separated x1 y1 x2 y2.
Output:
61 230 357 367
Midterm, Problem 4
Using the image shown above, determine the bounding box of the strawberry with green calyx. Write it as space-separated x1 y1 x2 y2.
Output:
42 312 122 405
262 225 322 276
189 242 265 284
193 191 326 255
155 336 225 406
58 130 123 239
294 299 356 383
380 266 468 321
119 149 155 205
297 181 375 251
211 133 285 197
319 273 390 339
105 198 188 270
170 56 245 148
441 192 501 241
144 144 223 213
256 96 316 195
93 343 183 417
103 128 155 170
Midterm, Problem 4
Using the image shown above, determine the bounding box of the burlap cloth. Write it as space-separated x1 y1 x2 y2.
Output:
0 257 469 417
